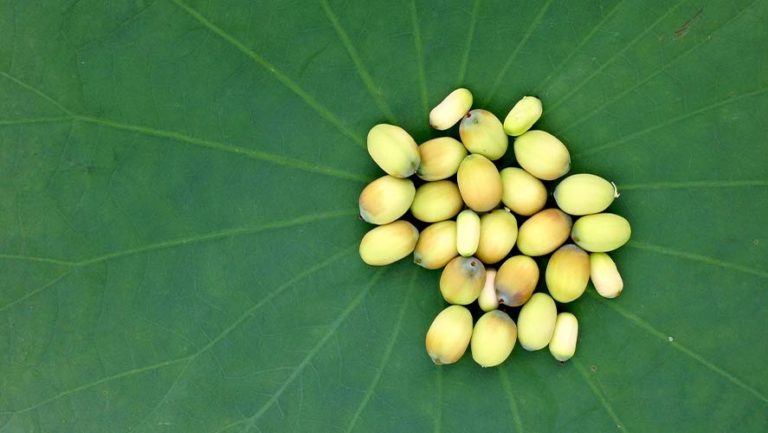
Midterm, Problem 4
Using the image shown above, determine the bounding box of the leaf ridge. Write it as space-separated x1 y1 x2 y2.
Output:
168 0 364 146
457 0 481 85
499 368 525 433
233 268 385 433
573 358 628 431
538 0 625 92
343 269 417 433
627 240 768 279
320 0 398 123
575 86 768 157
593 292 768 404
488 0 555 98
559 0 761 134
546 0 689 112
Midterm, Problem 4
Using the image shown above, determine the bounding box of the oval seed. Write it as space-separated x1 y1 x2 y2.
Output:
495 255 539 307
545 244 590 303
367 124 420 178
471 310 517 367
476 209 518 264
500 167 547 216
459 109 508 160
457 154 503 212
411 180 463 223
413 220 458 269
359 175 416 225
417 137 468 181
554 173 618 216
571 213 631 252
517 293 557 351
513 130 570 181
516 208 572 257
439 256 486 305
503 96 542 136
426 305 473 365
359 221 419 266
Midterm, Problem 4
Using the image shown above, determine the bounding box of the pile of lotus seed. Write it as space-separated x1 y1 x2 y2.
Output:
358 88 631 367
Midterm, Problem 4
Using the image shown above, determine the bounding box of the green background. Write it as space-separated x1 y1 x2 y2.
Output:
1 0 767 431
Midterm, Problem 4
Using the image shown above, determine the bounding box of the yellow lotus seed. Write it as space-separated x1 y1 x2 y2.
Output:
359 221 419 266
359 175 416 225
459 109 508 161
367 124 420 178
426 305 473 365
503 96 542 136
430 88 473 131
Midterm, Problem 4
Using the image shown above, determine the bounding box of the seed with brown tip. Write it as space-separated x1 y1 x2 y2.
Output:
495 255 539 307
413 220 458 270
439 256 486 305
459 109 508 161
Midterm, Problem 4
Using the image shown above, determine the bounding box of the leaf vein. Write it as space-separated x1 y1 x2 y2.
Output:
575 86 768 157
167 0 364 146
76 116 368 183
559 0 760 133
499 368 525 433
538 0 625 92
592 292 768 404
234 268 385 433
0 272 72 313
573 358 628 431
343 269 416 433
488 0 555 98
620 180 768 190
410 0 429 119
319 0 397 123
457 0 481 84
0 72 74 116
546 0 689 113
627 240 768 279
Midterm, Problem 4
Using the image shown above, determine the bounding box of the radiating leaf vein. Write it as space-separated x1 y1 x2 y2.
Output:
627 240 768 279
499 368 525 433
573 358 628 431
488 0 555 98
545 0 689 112
343 270 416 433
168 0 364 146
559 0 761 134
538 0 625 92
221 268 385 433
592 292 768 404
320 0 397 123
575 86 768 157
